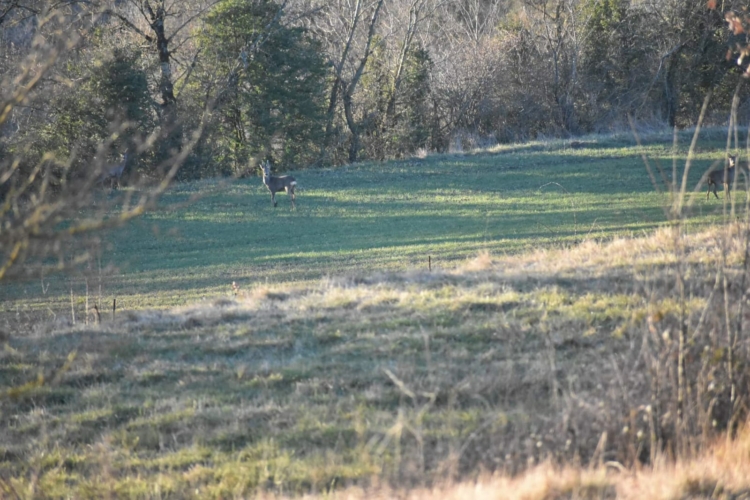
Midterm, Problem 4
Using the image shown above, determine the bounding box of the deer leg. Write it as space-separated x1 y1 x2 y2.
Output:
713 184 719 199
271 192 277 207
290 187 295 209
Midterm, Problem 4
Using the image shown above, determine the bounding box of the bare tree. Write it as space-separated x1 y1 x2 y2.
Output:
0 4 207 282
654 0 726 127
521 0 584 134
422 0 509 148
310 0 384 163
449 0 507 44
105 0 219 159
382 0 434 127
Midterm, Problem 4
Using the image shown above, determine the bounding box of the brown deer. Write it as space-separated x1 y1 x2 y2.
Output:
99 152 129 189
706 154 737 200
261 161 296 208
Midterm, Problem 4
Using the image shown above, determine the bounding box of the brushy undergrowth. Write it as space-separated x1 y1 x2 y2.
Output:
2 223 749 498
319 423 750 499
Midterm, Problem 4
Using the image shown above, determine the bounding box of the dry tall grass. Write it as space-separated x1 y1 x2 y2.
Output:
307 423 750 500
3 225 750 498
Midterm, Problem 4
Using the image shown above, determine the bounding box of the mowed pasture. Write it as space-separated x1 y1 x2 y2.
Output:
1 133 750 498
0 133 742 316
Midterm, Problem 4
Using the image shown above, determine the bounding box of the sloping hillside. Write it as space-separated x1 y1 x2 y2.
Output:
2 224 749 498
0 133 737 322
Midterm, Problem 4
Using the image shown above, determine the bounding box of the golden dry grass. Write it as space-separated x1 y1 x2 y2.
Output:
3 225 750 498
266 425 750 500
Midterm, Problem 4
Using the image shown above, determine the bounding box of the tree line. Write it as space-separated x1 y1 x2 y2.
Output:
1 0 746 177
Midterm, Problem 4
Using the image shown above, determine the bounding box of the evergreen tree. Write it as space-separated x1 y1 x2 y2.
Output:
199 0 328 176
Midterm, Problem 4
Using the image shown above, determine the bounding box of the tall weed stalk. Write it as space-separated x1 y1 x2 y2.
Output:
630 81 749 463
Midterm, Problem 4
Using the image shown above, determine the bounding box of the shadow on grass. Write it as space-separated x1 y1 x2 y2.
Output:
0 246 657 494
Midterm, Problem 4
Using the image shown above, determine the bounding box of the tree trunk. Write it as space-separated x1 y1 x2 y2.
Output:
321 0 363 163
385 1 421 127
664 61 679 127
340 0 384 163
143 0 180 158
145 1 176 109
342 80 360 163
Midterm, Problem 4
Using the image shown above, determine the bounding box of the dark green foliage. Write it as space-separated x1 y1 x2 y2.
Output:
358 43 433 159
89 49 154 132
581 0 644 121
33 48 153 178
197 0 328 177
578 0 735 129
0 46 155 205
384 47 433 157
401 48 432 148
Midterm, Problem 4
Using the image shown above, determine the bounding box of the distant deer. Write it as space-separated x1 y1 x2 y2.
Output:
261 161 296 208
99 152 129 189
706 154 737 200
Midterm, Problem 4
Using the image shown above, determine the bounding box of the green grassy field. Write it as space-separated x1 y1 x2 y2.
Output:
1 132 749 498
0 132 742 317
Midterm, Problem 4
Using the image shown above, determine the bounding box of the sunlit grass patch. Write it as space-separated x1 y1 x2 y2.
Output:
1 134 742 323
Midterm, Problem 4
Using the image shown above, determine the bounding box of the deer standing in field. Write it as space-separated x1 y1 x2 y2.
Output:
99 152 129 190
261 161 296 208
706 154 737 200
